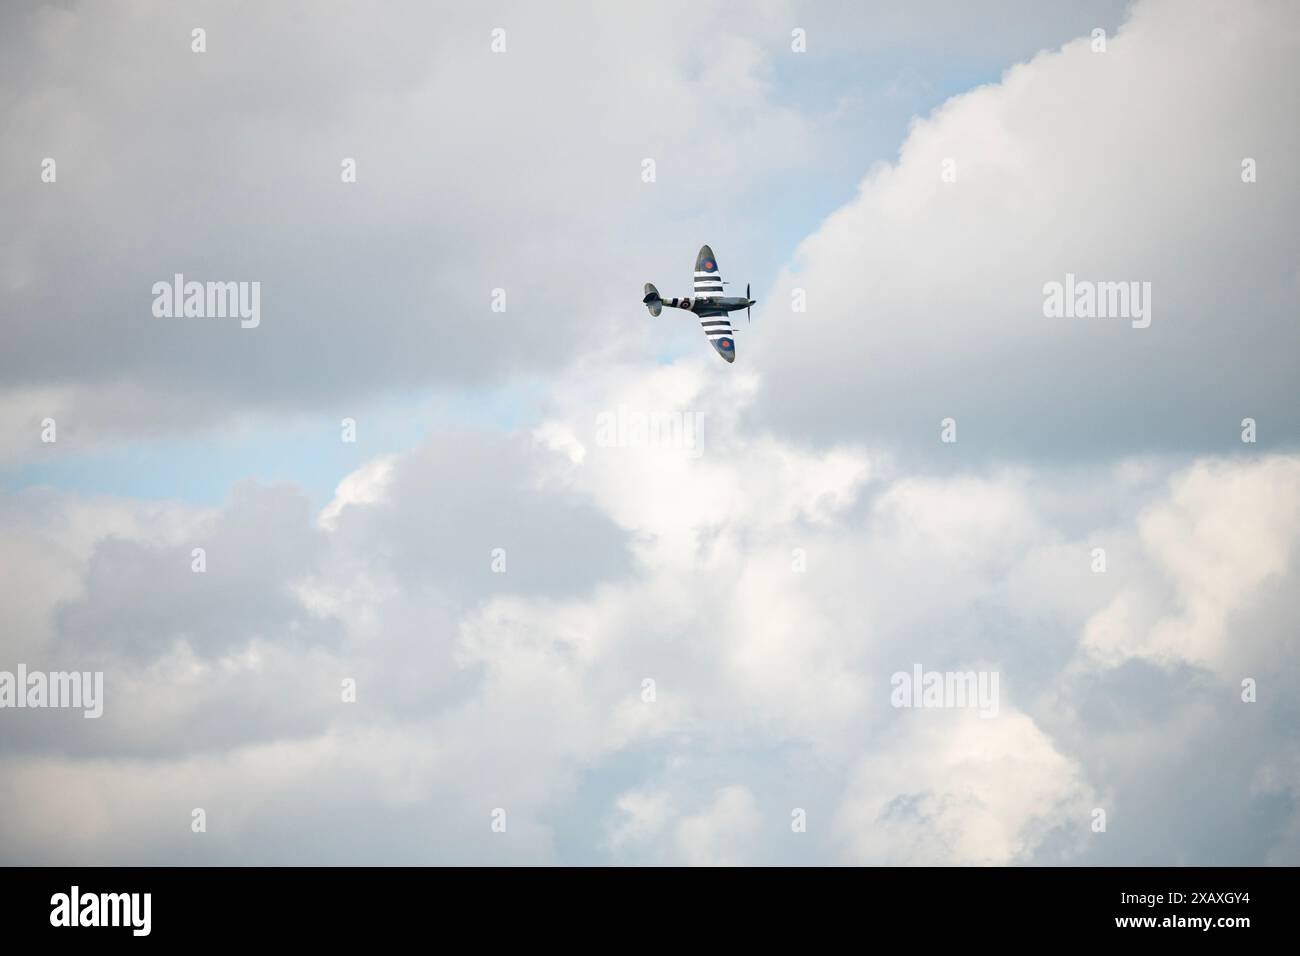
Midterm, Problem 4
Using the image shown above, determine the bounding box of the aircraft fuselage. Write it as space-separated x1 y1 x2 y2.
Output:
660 295 752 315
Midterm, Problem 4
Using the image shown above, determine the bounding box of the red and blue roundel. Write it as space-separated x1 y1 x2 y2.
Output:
719 338 732 349
702 260 717 272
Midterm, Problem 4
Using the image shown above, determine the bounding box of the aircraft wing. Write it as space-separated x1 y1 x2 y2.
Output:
693 245 735 362
694 245 724 298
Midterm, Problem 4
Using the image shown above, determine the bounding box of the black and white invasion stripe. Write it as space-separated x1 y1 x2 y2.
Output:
694 270 725 298
699 316 733 339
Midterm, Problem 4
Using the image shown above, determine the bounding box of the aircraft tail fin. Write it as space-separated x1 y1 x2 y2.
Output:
643 283 663 317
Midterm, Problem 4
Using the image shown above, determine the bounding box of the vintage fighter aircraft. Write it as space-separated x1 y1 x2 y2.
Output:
642 245 755 363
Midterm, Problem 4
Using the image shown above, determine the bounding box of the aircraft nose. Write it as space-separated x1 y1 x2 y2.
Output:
711 336 736 363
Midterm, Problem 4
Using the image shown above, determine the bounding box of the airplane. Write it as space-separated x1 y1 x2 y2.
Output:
642 244 756 363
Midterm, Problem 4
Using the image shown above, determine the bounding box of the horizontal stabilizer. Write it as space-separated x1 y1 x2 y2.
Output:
643 282 663 316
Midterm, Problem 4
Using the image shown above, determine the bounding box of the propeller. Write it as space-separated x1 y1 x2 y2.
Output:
746 282 754 323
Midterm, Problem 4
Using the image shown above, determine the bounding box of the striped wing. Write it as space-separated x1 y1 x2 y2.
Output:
699 313 734 338
701 313 735 362
694 244 724 299
694 245 734 361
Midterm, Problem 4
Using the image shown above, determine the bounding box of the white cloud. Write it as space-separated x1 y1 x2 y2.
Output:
753 0 1300 458
1081 456 1300 674
319 455 396 531
4 352 1297 862
835 710 1094 865
673 786 763 867
606 789 673 851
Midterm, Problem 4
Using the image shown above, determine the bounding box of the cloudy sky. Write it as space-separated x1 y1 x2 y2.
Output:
2 0 1298 865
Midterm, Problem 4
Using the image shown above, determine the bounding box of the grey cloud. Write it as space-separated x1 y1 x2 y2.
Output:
0 0 814 433
55 481 335 662
4 422 632 762
327 428 632 598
